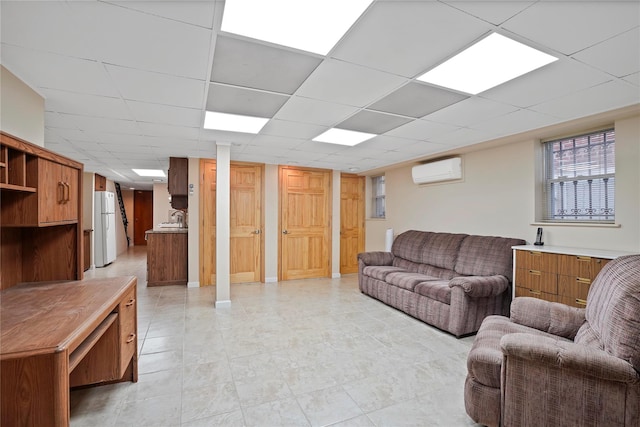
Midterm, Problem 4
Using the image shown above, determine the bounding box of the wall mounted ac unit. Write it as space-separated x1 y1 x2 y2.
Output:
412 157 462 184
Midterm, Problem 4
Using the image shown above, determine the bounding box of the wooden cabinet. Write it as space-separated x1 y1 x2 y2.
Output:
95 173 107 191
0 132 83 289
513 245 632 308
146 230 188 286
168 156 188 209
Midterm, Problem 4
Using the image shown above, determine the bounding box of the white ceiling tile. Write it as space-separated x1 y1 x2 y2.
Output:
481 59 611 108
105 64 205 109
623 72 640 87
42 89 132 119
250 135 305 149
369 82 468 118
470 109 561 137
63 115 141 135
332 1 489 77
530 80 640 120
441 1 536 25
296 59 407 108
429 127 501 147
138 122 200 140
572 27 640 78
206 83 289 117
104 1 216 29
424 97 519 127
199 128 257 144
502 1 640 55
386 119 462 141
293 142 344 155
126 100 203 127
336 110 412 134
274 96 359 127
360 135 430 152
260 119 327 140
211 36 322 95
1 45 120 98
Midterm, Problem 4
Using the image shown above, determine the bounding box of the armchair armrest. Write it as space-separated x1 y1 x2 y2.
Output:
501 333 639 383
510 297 585 340
448 275 509 298
357 251 393 266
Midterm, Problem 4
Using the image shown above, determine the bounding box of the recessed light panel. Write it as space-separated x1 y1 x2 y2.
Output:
417 33 558 95
221 0 373 55
312 128 376 146
133 169 166 177
204 111 268 134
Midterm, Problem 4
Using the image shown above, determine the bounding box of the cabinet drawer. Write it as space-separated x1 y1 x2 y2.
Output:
558 295 588 309
515 286 558 303
558 275 591 301
515 268 557 294
515 250 557 273
558 255 608 281
118 288 137 376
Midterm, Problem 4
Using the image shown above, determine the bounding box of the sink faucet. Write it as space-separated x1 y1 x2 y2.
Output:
171 210 186 228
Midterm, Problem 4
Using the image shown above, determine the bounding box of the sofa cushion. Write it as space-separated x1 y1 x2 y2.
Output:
362 265 405 281
391 230 432 263
420 232 468 270
414 281 451 304
392 257 423 274
455 235 526 280
385 271 439 291
575 255 640 371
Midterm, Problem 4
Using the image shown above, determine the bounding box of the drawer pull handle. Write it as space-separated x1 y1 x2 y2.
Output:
528 270 541 276
576 277 591 284
126 333 136 343
577 256 591 262
529 251 542 256
125 298 135 307
529 289 542 295
575 298 587 306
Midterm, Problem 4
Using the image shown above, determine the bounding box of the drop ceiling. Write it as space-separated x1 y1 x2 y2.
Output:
1 0 638 189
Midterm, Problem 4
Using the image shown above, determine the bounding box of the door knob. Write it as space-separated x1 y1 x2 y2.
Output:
253 229 261 234
282 230 289 234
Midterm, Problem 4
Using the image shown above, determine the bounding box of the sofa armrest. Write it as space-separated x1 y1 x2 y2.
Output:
501 333 638 383
357 251 393 266
510 297 585 340
448 275 509 298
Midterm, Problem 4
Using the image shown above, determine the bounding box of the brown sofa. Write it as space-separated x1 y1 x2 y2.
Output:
465 254 640 427
357 230 525 337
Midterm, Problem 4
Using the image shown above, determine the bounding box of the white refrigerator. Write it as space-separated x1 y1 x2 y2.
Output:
94 191 117 267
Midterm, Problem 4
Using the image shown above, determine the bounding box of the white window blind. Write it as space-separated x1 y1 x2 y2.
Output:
543 129 615 223
371 175 386 219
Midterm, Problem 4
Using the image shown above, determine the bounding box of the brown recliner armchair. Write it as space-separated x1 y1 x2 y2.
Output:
464 254 640 426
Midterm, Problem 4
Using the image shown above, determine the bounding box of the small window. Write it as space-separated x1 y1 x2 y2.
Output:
542 128 615 223
371 175 386 219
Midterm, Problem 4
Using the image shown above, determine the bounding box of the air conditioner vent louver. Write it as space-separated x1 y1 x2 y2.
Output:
412 157 462 184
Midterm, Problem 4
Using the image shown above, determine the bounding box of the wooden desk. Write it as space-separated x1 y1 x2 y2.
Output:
1 276 138 426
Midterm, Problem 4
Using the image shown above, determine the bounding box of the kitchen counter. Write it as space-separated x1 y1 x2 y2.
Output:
145 229 188 287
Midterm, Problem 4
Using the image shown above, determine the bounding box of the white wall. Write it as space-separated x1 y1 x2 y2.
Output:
0 66 44 146
187 158 200 287
366 111 640 253
264 164 279 282
152 183 172 227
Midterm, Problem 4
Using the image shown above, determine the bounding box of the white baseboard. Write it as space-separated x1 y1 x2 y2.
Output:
332 273 341 279
215 300 231 308
187 281 200 288
265 277 278 283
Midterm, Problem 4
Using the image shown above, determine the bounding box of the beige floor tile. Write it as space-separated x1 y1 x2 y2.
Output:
181 410 245 426
116 394 181 426
242 397 310 427
181 382 240 423
234 374 293 407
296 385 364 427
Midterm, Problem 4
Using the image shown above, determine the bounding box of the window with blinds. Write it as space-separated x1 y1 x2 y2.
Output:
371 175 386 219
542 128 615 223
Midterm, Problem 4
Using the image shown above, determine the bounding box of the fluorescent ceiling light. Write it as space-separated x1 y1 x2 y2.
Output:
312 128 376 146
221 0 372 55
417 33 558 95
132 169 166 178
204 111 268 134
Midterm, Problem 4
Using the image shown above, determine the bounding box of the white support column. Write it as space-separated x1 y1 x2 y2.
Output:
215 142 231 307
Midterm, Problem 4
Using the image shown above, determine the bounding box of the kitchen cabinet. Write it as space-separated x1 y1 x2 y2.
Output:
168 156 188 209
0 132 83 289
95 173 107 191
146 229 188 286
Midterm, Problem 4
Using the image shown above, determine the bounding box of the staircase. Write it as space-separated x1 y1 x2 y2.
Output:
114 182 131 247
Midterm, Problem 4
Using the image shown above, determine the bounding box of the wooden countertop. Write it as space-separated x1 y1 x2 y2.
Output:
1 276 136 358
145 228 188 234
512 244 637 259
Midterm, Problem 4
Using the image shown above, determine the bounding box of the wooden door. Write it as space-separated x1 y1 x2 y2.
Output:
200 159 216 286
279 166 331 281
133 190 153 246
340 174 365 274
200 160 264 286
230 164 263 283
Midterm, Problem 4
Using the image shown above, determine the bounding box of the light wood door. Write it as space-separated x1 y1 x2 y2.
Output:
200 160 264 286
279 166 331 281
340 174 365 274
230 164 263 283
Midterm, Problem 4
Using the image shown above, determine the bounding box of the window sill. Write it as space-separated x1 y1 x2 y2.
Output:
531 222 621 228
367 217 387 221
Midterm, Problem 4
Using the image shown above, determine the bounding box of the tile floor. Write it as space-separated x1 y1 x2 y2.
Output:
72 246 481 426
